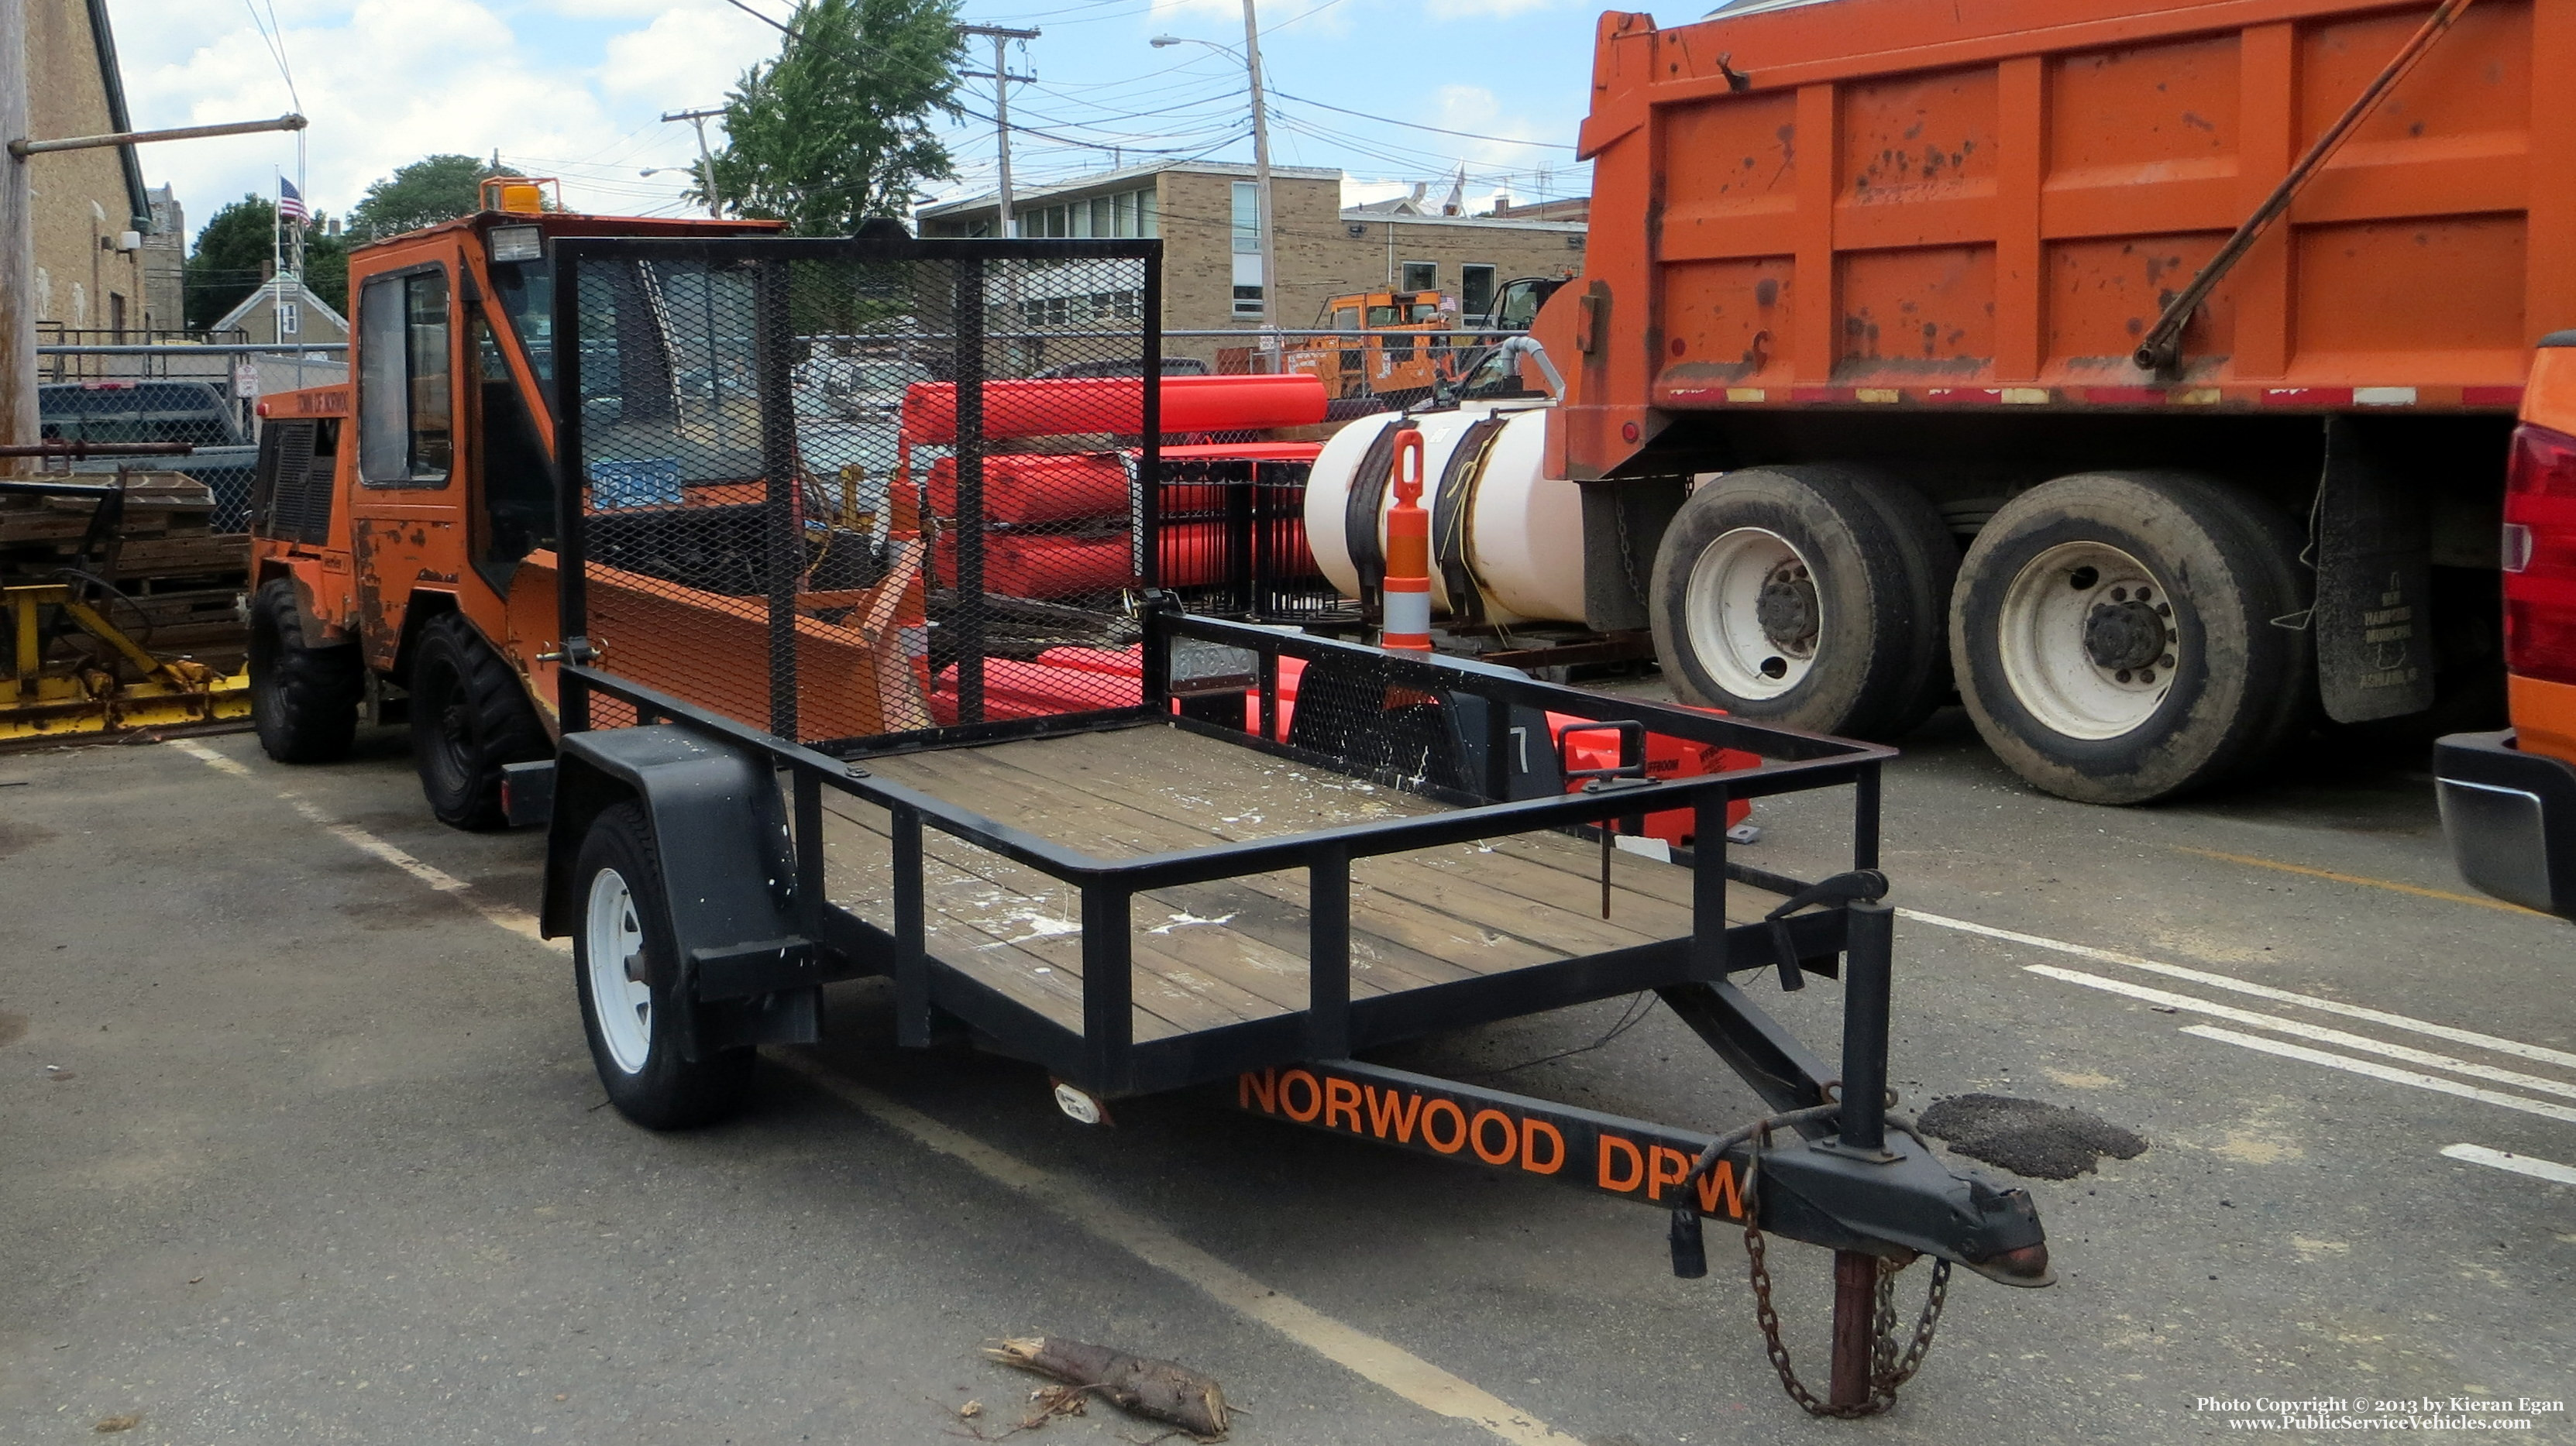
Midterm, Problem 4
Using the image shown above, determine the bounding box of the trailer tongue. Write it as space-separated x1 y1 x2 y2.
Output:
535 232 2051 1418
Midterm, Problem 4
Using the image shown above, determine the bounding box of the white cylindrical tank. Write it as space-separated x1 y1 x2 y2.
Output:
1305 405 1587 627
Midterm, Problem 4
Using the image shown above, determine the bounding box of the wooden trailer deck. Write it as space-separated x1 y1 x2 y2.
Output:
809 721 1791 1043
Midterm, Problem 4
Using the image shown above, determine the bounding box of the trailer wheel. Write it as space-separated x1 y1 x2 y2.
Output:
1648 465 1954 739
248 579 362 764
1950 472 2309 804
574 801 754 1129
410 613 551 830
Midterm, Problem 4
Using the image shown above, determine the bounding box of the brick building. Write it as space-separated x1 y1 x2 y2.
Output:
23 0 157 336
918 161 1585 363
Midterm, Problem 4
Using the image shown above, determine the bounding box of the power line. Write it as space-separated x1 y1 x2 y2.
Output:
1270 87 1579 151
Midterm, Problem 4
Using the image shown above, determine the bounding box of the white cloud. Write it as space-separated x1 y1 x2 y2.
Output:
1429 84 1569 170
596 4 776 103
108 0 775 238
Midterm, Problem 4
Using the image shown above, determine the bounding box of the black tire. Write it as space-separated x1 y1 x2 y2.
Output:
409 612 551 830
1646 465 1955 739
573 802 755 1129
248 578 363 764
1948 471 2311 805
1843 472 1963 736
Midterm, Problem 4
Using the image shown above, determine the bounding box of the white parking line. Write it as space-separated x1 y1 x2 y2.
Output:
2440 1143 2576 1187
1904 907 2576 1071
2181 1026 2576 1125
170 740 562 952
170 737 1576 1444
2024 964 2576 1101
776 1054 1578 1445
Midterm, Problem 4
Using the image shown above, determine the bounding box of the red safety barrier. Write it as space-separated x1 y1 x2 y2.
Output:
901 374 1328 445
933 521 1251 596
927 452 1130 525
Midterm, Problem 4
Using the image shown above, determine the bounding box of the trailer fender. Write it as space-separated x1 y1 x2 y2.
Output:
542 726 823 1056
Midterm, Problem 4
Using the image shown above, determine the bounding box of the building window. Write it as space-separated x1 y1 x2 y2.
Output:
1231 181 1260 255
108 292 126 340
1400 261 1437 294
1007 186 1156 241
1460 264 1496 322
1138 187 1157 238
1233 284 1264 318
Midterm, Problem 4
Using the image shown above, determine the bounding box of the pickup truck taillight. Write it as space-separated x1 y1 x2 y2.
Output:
2504 423 2576 685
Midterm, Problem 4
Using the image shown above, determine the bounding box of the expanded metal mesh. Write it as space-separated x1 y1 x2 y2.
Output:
562 242 1165 747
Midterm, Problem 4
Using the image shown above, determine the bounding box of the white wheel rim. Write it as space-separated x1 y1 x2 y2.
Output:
584 866 653 1074
1995 541 2179 740
1682 527 1821 701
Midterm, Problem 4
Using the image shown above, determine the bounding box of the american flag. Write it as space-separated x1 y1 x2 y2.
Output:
278 177 308 225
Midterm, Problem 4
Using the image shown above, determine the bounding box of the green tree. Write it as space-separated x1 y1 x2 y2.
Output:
346 154 507 242
183 195 348 330
699 0 965 235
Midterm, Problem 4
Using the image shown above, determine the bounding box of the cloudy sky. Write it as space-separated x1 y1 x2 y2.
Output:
106 0 1603 246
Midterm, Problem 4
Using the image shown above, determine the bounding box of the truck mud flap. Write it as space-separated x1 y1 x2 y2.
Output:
2313 417 2436 723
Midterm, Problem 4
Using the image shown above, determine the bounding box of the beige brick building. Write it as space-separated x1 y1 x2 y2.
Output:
23 0 156 336
919 161 1586 365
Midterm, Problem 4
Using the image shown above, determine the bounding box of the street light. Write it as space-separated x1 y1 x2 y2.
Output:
1152 13 1280 367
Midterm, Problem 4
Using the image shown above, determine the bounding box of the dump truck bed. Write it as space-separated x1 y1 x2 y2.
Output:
1553 0 2574 478
812 722 1796 1045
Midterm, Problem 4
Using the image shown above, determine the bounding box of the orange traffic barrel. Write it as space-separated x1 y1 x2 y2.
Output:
1381 426 1432 653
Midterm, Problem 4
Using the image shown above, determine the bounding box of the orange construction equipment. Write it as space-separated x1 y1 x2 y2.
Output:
1501 0 2575 804
1281 292 1460 407
1379 426 1432 652
242 191 1329 829
242 186 817 826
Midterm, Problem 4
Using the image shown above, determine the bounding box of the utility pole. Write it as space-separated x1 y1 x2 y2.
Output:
662 108 724 218
957 25 1038 239
2 0 33 472
1240 0 1279 367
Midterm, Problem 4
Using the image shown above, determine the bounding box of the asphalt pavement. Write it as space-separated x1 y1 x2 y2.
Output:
2 707 2570 1444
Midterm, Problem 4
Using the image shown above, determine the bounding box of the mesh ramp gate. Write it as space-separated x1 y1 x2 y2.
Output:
554 236 1164 749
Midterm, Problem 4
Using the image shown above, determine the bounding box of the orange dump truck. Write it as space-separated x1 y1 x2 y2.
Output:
1525 0 2571 802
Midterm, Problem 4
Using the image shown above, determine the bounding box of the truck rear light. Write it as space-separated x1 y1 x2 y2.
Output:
2503 424 2576 685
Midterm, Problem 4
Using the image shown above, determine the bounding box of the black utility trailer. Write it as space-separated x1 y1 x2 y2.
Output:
531 234 2051 1418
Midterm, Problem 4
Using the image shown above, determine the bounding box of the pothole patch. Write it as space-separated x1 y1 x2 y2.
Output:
1918 1093 2148 1180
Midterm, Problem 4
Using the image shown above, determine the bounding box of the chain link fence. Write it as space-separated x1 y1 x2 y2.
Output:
558 236 1171 748
33 338 349 531
1203 327 1546 415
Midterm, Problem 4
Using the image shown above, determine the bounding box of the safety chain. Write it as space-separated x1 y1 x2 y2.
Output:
1739 1127 1952 1418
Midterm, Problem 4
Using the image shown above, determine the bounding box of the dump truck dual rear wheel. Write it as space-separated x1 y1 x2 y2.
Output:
574 802 755 1129
1649 465 1959 740
1950 471 2311 805
409 613 552 831
248 579 363 764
